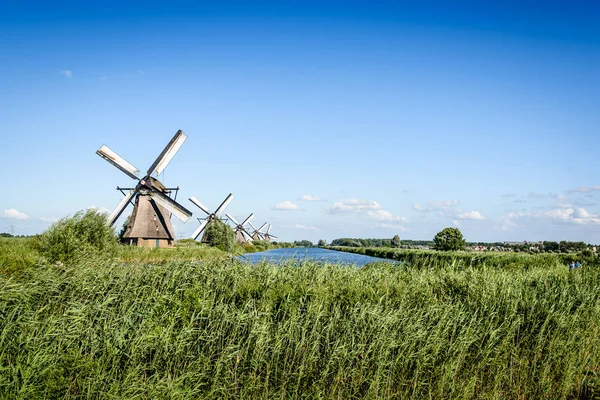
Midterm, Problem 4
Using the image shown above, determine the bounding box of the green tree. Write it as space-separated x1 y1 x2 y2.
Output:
317 239 327 247
391 235 401 248
203 219 235 252
433 227 466 251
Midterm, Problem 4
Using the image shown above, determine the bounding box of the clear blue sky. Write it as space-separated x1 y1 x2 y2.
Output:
1 0 599 243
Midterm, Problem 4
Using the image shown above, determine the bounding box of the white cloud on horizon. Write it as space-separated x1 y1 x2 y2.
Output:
326 199 408 224
60 70 72 78
40 217 59 223
87 205 111 214
4 209 30 220
271 201 301 211
508 207 600 225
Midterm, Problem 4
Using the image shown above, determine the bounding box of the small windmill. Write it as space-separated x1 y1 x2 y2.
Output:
248 221 268 241
96 130 193 248
189 193 234 241
225 213 254 244
263 224 278 242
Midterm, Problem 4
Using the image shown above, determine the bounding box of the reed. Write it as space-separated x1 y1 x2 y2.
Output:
1 254 599 398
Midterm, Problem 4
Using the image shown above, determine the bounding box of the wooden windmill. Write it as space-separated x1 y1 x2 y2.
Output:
96 130 192 248
225 213 254 244
189 193 234 241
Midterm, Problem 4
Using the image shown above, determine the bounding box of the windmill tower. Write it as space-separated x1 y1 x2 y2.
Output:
248 221 268 241
96 130 193 248
262 224 278 242
225 213 254 244
189 193 234 241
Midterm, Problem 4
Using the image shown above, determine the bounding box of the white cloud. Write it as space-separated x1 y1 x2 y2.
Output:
367 209 409 222
271 201 301 211
455 211 485 220
40 217 59 223
4 209 30 220
327 199 381 214
298 194 324 201
568 185 600 193
413 200 459 212
508 207 600 225
87 205 111 214
295 224 317 231
60 70 72 78
327 199 409 225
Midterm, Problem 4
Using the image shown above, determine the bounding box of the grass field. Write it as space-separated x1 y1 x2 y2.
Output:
1 238 600 398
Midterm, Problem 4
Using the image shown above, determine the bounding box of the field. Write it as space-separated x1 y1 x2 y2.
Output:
1 237 600 398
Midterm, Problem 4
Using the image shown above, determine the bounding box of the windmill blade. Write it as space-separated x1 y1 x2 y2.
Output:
147 130 187 176
248 221 258 232
189 196 211 216
96 145 139 180
268 234 278 240
241 228 254 242
225 213 239 226
148 189 192 222
214 193 234 217
257 222 268 233
191 219 210 240
241 213 254 226
108 189 136 226
267 224 272 234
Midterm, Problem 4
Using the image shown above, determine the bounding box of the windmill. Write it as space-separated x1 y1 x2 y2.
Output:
96 130 193 248
263 224 278 242
189 193 234 241
248 221 268 241
225 213 254 244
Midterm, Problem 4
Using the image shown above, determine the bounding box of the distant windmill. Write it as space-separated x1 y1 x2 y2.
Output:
262 224 278 242
96 130 192 248
248 221 268 241
225 213 254 244
189 193 234 241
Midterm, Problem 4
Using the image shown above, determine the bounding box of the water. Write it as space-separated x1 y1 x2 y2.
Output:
237 247 392 266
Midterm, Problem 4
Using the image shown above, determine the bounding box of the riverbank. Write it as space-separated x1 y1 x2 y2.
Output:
325 245 598 270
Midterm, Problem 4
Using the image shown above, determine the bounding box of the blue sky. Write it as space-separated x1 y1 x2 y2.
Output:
1 0 599 243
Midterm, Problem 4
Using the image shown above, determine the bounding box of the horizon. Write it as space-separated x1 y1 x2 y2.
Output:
1 1 599 244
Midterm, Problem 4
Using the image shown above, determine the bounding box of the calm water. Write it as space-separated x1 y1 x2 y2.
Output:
238 247 391 266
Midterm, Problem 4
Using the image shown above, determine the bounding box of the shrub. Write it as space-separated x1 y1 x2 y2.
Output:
37 209 119 264
204 219 236 252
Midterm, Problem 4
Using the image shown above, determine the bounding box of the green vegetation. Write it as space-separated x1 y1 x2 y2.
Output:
37 209 119 264
327 246 600 270
2 215 600 398
1 253 600 398
203 219 236 252
391 234 401 248
433 227 466 251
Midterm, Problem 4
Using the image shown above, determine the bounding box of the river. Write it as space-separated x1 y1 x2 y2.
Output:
237 247 391 266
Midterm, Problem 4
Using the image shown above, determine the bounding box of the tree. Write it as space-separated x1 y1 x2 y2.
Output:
391 235 401 248
433 227 466 251
317 239 327 247
203 219 235 252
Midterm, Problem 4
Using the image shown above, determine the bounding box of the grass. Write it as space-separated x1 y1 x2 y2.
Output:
326 245 598 270
1 240 600 398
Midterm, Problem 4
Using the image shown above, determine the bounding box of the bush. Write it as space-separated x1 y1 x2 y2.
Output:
203 219 236 252
37 209 119 264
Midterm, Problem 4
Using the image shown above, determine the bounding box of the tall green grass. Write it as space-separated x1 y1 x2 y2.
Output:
327 246 598 270
1 256 599 398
